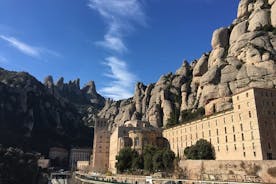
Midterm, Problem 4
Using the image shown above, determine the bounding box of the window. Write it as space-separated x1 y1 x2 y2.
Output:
217 146 220 152
249 111 252 118
268 142 272 150
237 96 239 100
250 121 253 129
233 126 235 133
134 137 139 146
240 124 243 131
251 132 254 140
242 133 245 141
252 142 255 149
225 127 227 134
234 144 237 151
246 93 249 97
238 105 240 109
217 137 219 144
267 153 273 160
226 145 229 151
209 130 211 137
243 152 246 157
225 136 228 143
216 129 219 136
254 152 256 157
243 143 245 150
234 134 236 142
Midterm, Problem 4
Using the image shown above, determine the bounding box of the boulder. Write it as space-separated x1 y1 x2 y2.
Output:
237 0 250 18
211 27 229 49
208 47 225 68
248 9 271 32
200 66 220 85
230 21 248 43
245 46 262 64
220 65 239 83
175 60 190 76
193 54 209 76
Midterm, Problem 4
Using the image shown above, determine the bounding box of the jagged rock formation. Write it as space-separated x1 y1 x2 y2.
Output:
0 68 92 154
43 76 105 109
98 0 276 128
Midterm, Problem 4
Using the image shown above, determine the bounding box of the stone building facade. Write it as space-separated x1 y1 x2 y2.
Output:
91 120 167 173
91 118 111 173
69 148 91 171
163 87 276 160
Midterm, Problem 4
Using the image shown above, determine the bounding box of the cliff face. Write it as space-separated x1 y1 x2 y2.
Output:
98 0 276 128
0 68 93 154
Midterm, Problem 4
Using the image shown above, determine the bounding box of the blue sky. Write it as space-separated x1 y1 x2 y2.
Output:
0 0 240 100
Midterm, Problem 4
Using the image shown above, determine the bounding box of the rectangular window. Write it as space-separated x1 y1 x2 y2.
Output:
234 134 236 142
237 96 239 100
225 127 227 134
216 129 219 136
267 153 273 160
268 142 272 150
238 105 240 109
244 152 246 157
226 145 229 151
243 143 245 150
218 146 220 152
251 132 254 140
233 126 235 133
242 133 245 141
209 130 211 137
225 136 228 143
240 124 243 131
252 142 255 149
254 152 256 157
246 92 249 97
234 144 237 151
249 111 252 118
217 137 219 144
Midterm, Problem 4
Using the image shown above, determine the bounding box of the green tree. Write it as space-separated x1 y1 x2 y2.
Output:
184 139 215 160
162 149 175 171
115 147 133 173
131 152 143 170
143 145 157 172
152 150 164 171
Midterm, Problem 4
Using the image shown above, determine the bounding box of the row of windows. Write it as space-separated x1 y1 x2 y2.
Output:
236 92 250 100
167 114 256 137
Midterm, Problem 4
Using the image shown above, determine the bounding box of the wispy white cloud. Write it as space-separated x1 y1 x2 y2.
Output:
100 57 137 100
88 0 146 53
0 35 61 59
0 35 40 57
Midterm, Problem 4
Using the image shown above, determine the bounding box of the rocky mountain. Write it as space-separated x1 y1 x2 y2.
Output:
97 0 276 128
0 68 93 154
44 75 105 109
43 75 105 126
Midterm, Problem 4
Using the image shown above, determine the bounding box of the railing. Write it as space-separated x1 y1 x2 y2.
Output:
74 172 262 184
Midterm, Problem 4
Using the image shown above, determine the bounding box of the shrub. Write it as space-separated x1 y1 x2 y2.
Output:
184 139 215 160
